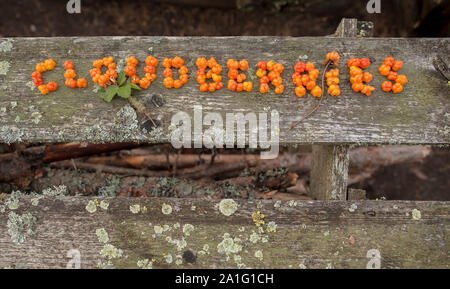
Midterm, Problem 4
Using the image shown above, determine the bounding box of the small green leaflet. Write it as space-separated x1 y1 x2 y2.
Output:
97 73 141 102
117 71 126 86
118 83 131 99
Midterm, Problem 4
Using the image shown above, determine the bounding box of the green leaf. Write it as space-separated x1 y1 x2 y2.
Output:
100 85 118 102
117 71 126 86
117 83 131 99
130 83 141 90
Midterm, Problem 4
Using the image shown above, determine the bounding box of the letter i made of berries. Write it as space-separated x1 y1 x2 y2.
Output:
125 56 158 89
32 59 58 95
196 57 224 92
379 57 407 94
348 57 375 96
227 59 252 92
163 56 189 89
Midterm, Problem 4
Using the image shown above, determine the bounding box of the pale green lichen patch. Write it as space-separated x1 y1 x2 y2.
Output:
96 228 109 243
5 191 22 210
0 126 24 144
161 203 173 215
412 209 422 220
348 203 357 212
182 224 195 236
99 200 109 210
0 61 10 75
218 199 238 216
42 185 67 197
85 200 97 213
0 39 13 52
217 233 243 256
130 204 141 214
25 81 35 91
165 254 173 264
7 212 37 245
100 244 123 261
137 258 153 269
254 250 263 261
266 221 277 233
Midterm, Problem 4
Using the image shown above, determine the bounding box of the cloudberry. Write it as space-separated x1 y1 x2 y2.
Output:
352 82 363 92
274 85 284 94
362 72 373 83
64 61 74 70
295 86 306 98
311 86 322 97
38 84 49 95
200 83 209 92
326 51 340 64
180 74 189 84
294 62 306 73
378 64 390 76
395 74 408 85
236 83 244 92
163 77 174 88
163 67 173 78
46 81 58 91
267 61 275 71
256 69 266 78
359 58 371 69
392 60 403 71
64 69 76 79
178 66 188 75
381 81 392 92
271 76 282 87
347 58 360 68
77 78 87 88
145 56 159 67
172 56 184 68
387 71 398 81
259 83 269 93
196 57 207 69
392 83 403 93
383 57 394 67
305 62 315 72
125 65 136 77
239 60 249 71
257 61 267 70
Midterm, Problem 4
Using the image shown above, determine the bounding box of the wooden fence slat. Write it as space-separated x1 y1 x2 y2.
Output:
0 196 448 269
0 36 448 145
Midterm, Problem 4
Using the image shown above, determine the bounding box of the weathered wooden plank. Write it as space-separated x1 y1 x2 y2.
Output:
0 196 448 269
0 36 449 145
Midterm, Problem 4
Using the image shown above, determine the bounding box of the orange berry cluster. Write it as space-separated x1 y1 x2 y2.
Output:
32 59 57 95
348 58 375 96
379 57 407 94
227 59 252 92
256 61 284 94
64 61 87 88
325 68 340 96
162 56 188 89
326 51 340 65
291 62 321 97
196 57 224 92
324 51 341 96
124 56 158 89
90 57 118 87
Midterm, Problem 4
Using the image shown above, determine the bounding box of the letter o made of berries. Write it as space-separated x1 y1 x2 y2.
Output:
90 57 118 88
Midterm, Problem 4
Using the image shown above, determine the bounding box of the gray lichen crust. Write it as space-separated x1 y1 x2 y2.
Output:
7 212 37 245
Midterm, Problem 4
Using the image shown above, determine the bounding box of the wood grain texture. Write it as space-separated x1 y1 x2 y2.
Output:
311 145 349 200
0 196 448 269
0 36 448 145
